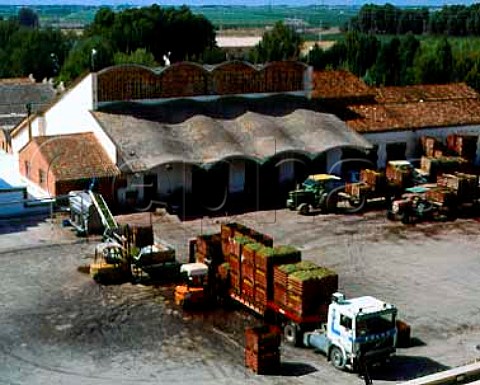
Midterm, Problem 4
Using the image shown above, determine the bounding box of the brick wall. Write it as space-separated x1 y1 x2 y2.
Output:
19 141 56 195
262 61 305 93
211 62 258 95
19 140 120 204
159 63 208 98
97 61 308 102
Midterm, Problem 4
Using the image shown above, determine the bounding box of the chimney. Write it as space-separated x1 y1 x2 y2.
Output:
26 103 32 141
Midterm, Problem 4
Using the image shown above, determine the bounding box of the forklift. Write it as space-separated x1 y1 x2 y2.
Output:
174 263 210 308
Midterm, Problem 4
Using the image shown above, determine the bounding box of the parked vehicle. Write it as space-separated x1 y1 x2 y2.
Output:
174 262 209 307
286 174 344 214
303 293 397 371
176 260 398 373
89 242 131 283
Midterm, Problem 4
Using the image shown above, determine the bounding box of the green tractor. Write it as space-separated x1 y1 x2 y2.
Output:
286 174 344 215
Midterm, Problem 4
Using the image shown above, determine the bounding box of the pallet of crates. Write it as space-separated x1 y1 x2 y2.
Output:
244 325 281 374
273 261 319 310
255 245 301 300
386 160 413 188
286 267 338 319
421 156 468 182
196 233 224 266
447 134 478 162
420 136 439 158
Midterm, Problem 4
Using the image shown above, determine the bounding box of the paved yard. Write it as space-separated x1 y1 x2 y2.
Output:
1 210 480 384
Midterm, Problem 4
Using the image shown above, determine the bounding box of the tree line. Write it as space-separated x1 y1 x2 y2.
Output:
3 4 480 93
0 5 223 82
347 3 480 37
306 31 480 90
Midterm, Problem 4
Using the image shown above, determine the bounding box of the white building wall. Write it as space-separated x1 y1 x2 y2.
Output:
363 125 480 168
11 74 117 164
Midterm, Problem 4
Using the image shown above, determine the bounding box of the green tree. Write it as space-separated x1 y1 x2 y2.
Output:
86 5 216 64
251 21 302 63
414 38 453 84
371 37 401 86
399 32 420 84
114 48 157 66
8 28 68 80
17 7 39 29
307 44 327 70
465 60 480 91
60 36 114 82
198 46 226 64
345 32 379 77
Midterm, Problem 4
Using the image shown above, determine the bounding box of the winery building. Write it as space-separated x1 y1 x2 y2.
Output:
6 61 480 215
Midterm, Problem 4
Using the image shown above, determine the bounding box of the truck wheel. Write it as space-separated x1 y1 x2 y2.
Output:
298 203 310 216
284 323 301 346
329 346 346 370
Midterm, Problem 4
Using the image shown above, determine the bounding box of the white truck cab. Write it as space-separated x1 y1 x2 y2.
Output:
304 293 397 371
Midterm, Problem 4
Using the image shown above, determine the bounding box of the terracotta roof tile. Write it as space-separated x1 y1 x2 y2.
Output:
347 99 480 133
311 70 375 100
29 133 119 181
375 83 479 104
0 78 34 85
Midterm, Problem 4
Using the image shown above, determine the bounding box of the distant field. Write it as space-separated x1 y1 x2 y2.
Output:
191 5 357 29
0 4 357 30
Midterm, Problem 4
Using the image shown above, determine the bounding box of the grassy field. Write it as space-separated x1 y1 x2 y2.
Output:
191 5 357 29
0 4 357 30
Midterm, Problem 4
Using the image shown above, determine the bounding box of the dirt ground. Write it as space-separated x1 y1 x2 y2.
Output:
2 210 480 384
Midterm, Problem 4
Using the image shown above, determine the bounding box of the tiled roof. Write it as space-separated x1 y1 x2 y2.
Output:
311 70 375 100
375 83 479 104
27 133 119 181
0 77 33 85
93 109 371 172
0 79 56 129
347 98 480 133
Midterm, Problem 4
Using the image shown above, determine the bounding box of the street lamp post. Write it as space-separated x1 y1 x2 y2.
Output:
91 48 97 72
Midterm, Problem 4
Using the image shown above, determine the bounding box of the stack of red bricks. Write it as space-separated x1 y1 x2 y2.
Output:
195 233 224 267
221 223 273 298
221 222 303 310
360 169 384 189
245 325 281 374
425 186 456 204
273 261 338 318
386 162 413 188
437 172 479 202
255 245 301 302
421 136 441 157
447 134 478 161
421 156 468 182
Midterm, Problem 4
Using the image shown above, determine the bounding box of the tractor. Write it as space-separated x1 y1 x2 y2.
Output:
287 174 344 215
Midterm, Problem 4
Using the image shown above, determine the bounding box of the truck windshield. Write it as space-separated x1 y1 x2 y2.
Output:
356 313 395 336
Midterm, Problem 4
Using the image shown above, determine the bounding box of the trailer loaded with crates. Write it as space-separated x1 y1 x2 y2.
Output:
388 172 480 223
181 223 399 374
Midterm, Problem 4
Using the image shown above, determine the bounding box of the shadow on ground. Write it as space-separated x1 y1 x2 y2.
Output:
265 362 318 377
368 355 450 382
0 213 49 235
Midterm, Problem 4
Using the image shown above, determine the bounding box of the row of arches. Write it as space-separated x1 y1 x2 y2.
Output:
119 147 374 217
97 61 307 102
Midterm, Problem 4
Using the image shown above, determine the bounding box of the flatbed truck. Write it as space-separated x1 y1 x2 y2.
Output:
180 263 398 372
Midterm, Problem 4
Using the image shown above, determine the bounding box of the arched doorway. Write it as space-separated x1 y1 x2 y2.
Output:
261 151 311 208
